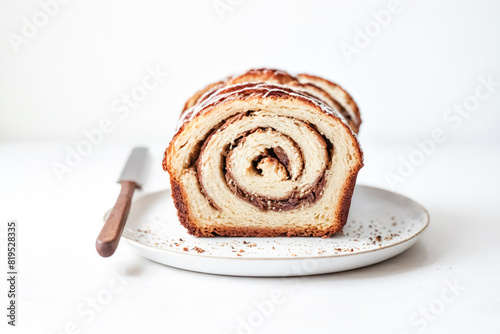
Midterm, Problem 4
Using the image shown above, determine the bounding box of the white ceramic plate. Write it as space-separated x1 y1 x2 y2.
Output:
114 185 429 277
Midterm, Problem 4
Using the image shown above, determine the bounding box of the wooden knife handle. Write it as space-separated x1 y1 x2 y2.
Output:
96 181 137 257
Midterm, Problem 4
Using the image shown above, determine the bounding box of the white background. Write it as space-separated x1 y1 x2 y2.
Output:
1 0 499 333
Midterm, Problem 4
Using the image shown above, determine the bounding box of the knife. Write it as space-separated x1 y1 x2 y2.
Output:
96 147 148 257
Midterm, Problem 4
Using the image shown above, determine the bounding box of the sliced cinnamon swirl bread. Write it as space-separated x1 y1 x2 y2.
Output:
163 69 363 237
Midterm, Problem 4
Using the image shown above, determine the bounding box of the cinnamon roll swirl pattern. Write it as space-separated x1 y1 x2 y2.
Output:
163 69 363 237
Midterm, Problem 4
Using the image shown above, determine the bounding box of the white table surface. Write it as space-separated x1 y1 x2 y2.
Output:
1 141 499 334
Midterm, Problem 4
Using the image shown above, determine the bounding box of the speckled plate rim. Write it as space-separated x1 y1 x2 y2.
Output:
107 185 430 260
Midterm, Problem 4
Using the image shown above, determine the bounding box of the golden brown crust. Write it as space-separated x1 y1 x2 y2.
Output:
179 82 352 132
170 178 201 236
226 68 297 87
178 69 360 133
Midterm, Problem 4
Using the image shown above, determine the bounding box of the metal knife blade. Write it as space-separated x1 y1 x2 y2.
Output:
117 147 148 188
